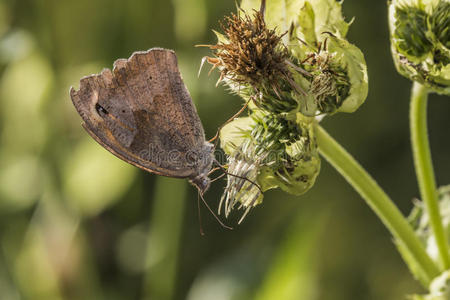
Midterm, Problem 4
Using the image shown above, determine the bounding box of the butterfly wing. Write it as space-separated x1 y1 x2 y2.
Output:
70 48 210 178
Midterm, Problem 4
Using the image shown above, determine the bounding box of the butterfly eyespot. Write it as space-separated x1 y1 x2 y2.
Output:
95 103 109 115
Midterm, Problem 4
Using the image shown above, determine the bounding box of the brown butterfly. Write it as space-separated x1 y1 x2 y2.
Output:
70 48 215 194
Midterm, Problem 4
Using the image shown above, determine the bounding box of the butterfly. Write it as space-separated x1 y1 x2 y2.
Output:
70 48 215 194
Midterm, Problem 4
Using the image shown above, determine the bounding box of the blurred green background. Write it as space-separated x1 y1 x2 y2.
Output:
0 0 449 299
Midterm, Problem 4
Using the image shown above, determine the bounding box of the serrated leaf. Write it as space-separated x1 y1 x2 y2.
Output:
308 0 350 39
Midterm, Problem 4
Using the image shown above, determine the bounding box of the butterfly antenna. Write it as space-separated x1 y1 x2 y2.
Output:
197 193 205 236
213 159 263 193
198 190 233 230
207 167 221 176
208 99 251 146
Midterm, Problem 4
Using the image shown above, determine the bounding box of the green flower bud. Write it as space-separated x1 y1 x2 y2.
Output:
297 36 368 115
389 0 450 94
286 1 368 115
219 111 320 222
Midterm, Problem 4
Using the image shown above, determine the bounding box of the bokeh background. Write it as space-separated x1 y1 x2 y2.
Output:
0 0 449 299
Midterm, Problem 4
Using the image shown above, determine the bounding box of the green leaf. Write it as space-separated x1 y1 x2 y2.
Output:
308 0 350 39
240 0 305 35
240 0 350 40
219 116 255 155
296 2 316 45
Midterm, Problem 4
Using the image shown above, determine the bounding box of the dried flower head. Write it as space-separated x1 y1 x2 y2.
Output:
209 10 289 88
202 9 309 113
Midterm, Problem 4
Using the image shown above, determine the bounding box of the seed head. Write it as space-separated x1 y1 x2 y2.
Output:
201 9 311 113
210 11 289 88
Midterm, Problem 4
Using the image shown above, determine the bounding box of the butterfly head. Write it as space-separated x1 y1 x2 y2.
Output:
190 174 211 195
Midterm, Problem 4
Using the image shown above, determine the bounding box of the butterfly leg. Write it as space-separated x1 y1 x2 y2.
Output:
197 189 233 230
210 173 226 183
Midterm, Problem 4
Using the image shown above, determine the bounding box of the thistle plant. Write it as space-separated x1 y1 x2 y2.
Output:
203 0 367 218
202 0 450 297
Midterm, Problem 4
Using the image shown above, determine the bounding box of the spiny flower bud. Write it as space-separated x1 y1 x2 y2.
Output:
286 1 368 115
219 111 320 222
389 0 450 95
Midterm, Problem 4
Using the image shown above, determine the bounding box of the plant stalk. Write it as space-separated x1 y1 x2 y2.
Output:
316 125 440 284
410 82 450 270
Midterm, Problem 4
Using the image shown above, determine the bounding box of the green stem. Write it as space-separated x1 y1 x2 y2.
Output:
410 82 449 270
316 125 440 284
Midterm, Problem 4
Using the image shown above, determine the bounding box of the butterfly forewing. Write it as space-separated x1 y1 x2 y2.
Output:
70 48 211 179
